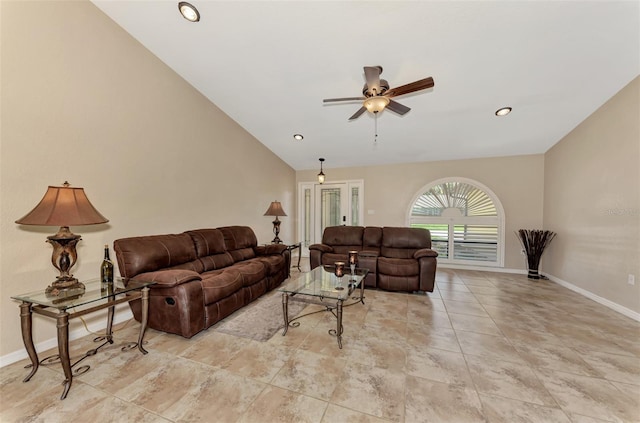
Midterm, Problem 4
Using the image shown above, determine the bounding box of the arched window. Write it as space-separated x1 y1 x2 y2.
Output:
407 178 505 267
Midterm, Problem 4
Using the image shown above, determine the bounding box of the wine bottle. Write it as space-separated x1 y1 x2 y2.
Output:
101 244 114 284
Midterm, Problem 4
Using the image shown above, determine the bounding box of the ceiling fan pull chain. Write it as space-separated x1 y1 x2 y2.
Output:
374 112 379 144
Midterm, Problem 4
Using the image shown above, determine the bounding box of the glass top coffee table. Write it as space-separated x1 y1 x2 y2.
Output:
279 265 368 348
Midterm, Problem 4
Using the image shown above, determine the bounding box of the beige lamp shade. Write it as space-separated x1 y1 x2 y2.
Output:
16 182 109 226
263 201 287 217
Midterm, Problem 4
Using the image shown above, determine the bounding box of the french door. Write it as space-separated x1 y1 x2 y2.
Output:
315 183 349 237
298 180 364 256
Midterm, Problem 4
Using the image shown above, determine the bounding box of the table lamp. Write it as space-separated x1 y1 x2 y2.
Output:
15 182 109 296
263 201 287 244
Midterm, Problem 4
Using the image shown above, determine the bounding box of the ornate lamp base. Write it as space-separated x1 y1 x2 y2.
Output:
271 217 282 244
45 226 85 297
45 280 86 298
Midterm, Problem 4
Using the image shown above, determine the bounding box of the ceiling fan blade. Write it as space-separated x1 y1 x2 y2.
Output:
386 99 411 115
385 77 434 98
364 66 382 94
323 97 366 103
348 107 367 121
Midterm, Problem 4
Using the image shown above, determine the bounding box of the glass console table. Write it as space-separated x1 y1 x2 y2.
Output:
11 277 154 400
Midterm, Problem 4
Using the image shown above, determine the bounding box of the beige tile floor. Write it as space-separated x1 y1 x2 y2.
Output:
2 263 639 422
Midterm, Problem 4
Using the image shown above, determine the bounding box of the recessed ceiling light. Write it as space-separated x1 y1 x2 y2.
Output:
495 107 512 116
178 2 200 22
293 134 304 141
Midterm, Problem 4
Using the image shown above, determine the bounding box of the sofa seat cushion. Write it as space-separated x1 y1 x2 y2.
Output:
331 245 363 255
320 252 350 266
234 260 267 287
201 269 244 305
377 257 419 276
255 254 285 276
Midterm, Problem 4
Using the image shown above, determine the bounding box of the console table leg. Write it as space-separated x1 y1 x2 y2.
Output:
336 300 343 349
281 293 289 336
137 287 150 355
56 313 72 400
106 302 115 344
19 302 39 382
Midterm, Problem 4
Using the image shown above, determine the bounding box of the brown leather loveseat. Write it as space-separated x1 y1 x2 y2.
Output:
309 226 438 292
114 226 289 338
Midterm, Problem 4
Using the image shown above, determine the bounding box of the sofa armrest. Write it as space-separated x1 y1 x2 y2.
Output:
255 244 287 256
133 269 202 288
309 243 333 253
414 248 439 259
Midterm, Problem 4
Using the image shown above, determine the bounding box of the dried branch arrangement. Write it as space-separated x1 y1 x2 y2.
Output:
516 229 557 279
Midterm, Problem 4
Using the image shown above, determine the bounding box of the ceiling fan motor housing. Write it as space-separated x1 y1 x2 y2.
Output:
363 79 389 97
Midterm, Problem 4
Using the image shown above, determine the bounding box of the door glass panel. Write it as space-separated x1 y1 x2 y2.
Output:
303 188 311 248
320 188 342 234
351 187 360 226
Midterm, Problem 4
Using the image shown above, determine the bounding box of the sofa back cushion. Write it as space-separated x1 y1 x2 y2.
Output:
218 226 258 262
114 233 201 278
186 229 234 271
381 227 432 259
363 227 382 253
321 226 364 254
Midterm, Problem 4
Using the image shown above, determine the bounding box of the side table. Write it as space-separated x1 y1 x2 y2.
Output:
286 242 302 273
11 277 155 400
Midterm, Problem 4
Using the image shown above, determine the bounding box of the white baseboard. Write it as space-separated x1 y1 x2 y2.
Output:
439 264 526 274
543 273 640 322
440 264 639 322
0 309 134 368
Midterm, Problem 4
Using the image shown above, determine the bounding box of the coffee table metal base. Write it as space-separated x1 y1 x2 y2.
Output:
281 289 364 349
281 293 345 348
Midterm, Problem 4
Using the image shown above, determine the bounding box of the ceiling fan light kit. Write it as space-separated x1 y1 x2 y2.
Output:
363 96 389 114
324 66 434 120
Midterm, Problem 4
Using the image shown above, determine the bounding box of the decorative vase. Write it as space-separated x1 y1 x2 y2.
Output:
516 229 556 279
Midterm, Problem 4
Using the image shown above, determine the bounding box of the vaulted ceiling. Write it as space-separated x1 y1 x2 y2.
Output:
92 1 639 171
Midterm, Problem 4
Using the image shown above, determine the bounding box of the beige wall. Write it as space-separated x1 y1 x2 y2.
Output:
544 76 640 314
0 1 294 358
296 154 545 270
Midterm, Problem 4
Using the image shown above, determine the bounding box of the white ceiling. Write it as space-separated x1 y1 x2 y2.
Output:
92 1 639 171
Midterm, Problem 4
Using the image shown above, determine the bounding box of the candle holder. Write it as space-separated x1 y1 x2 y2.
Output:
334 261 345 290
348 251 358 280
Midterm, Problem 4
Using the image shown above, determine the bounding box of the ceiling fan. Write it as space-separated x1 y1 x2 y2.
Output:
323 66 435 120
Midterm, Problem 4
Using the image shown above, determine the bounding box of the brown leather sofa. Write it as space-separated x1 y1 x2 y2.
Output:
114 226 290 338
309 226 438 292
